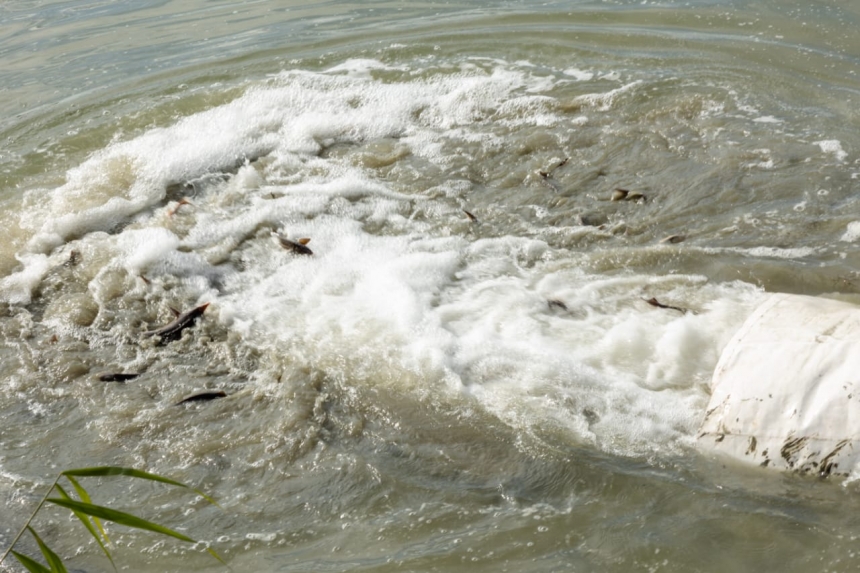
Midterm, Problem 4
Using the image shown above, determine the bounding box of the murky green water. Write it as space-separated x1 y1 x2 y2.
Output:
2 1 860 571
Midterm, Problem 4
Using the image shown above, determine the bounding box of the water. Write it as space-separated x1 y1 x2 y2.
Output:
1 0 860 571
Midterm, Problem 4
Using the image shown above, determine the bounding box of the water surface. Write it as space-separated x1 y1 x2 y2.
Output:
2 1 860 571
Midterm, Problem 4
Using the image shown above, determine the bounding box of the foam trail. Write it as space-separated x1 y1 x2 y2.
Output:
3 59 769 459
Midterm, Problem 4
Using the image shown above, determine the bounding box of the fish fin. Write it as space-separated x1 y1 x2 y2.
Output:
297 238 311 245
170 307 181 317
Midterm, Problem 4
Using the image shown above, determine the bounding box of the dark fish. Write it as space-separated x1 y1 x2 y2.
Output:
167 197 193 217
143 302 210 343
64 249 81 267
97 372 140 383
274 233 313 256
547 299 568 311
463 209 479 223
175 390 227 405
643 297 687 314
538 157 569 178
538 175 561 192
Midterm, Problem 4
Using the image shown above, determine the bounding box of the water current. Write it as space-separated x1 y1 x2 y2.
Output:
1 0 860 571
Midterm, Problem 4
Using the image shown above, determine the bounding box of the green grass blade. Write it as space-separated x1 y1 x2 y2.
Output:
61 467 187 487
45 498 196 543
54 484 116 571
63 476 111 545
0 474 63 568
10 550 52 573
27 527 67 573
46 497 225 564
60 467 220 507
205 546 227 565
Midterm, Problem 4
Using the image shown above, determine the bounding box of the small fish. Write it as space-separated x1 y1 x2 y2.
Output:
175 390 227 406
97 372 140 383
463 209 479 223
167 197 193 217
538 175 561 192
547 299 568 311
143 302 210 343
538 157 569 178
609 189 646 202
274 233 313 256
64 249 81 267
611 189 629 201
642 297 687 314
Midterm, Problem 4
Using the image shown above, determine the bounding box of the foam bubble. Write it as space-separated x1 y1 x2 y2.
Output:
0 253 50 305
563 68 594 81
752 115 782 124
815 139 848 161
117 228 182 275
841 221 860 242
572 80 641 111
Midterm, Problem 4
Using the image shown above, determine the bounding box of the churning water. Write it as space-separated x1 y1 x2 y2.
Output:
2 1 860 571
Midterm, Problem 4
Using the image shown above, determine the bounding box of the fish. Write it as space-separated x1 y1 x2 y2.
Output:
167 197 193 217
660 234 685 244
537 174 561 192
96 372 140 382
463 209 479 223
538 157 569 178
610 189 646 202
64 249 81 267
175 390 227 405
274 233 313 256
642 297 687 314
143 302 210 343
611 189 629 201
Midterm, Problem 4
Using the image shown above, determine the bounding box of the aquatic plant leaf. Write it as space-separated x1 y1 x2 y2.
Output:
54 484 115 571
46 496 227 566
45 498 196 543
61 466 186 486
64 475 111 545
60 466 220 507
28 526 67 573
206 546 226 564
10 550 52 573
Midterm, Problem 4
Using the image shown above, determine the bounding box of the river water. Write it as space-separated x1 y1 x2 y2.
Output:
1 0 859 571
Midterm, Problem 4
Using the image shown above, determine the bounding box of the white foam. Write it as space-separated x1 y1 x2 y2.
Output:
841 221 860 242
703 245 819 259
0 253 50 305
117 228 182 275
815 139 848 161
3 59 768 460
572 80 641 111
324 58 407 77
563 68 594 81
